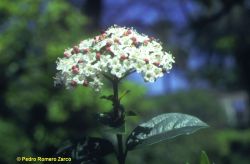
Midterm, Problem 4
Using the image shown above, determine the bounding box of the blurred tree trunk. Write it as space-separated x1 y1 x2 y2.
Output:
81 0 102 30
235 36 250 98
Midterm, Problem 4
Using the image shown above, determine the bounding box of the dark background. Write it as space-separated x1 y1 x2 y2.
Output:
0 0 250 163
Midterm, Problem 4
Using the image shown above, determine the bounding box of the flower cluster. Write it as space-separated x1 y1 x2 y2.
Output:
54 25 174 91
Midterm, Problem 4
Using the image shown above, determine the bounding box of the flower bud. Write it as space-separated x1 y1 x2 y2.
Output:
131 37 137 42
144 39 149 45
94 36 100 42
64 52 70 58
144 58 149 64
71 80 77 87
106 46 112 52
153 62 160 66
114 38 121 44
72 65 79 74
124 29 132 36
83 80 88 87
96 52 101 60
73 46 80 54
83 48 89 54
99 34 106 40
120 54 127 61
106 41 112 47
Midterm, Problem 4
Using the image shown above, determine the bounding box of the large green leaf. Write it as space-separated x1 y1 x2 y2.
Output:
126 113 209 150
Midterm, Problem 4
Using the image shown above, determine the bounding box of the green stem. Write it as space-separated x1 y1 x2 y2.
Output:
112 78 126 164
112 77 119 116
117 134 125 164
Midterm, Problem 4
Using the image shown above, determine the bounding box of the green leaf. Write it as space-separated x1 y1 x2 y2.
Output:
100 95 114 101
56 137 114 163
126 113 209 150
119 90 130 100
200 151 210 164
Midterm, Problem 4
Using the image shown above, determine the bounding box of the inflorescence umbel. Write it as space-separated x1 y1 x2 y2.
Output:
54 25 175 91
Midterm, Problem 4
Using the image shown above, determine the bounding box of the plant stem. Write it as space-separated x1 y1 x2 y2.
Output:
112 78 126 164
117 134 125 164
112 77 119 117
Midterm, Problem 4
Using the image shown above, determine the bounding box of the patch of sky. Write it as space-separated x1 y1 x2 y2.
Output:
128 73 166 96
128 68 190 95
224 55 235 69
188 48 207 70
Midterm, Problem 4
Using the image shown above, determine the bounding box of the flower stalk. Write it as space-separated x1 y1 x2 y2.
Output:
112 78 126 164
116 134 125 164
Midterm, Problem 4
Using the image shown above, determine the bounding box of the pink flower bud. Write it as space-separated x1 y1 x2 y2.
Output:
106 41 112 47
72 65 79 74
83 80 88 87
99 34 106 41
71 80 77 87
131 37 137 42
106 46 111 52
96 52 101 60
153 62 160 66
120 54 127 61
95 36 100 42
124 29 132 36
64 52 70 58
144 58 149 64
73 46 80 54
144 40 149 45
83 48 89 54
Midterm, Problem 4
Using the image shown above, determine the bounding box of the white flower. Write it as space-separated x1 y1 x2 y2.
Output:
89 78 103 92
111 64 126 78
144 70 156 82
54 25 175 91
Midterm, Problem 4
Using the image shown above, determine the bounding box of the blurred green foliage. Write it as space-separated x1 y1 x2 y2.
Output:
130 89 227 127
0 0 93 163
124 90 250 164
0 2 148 163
